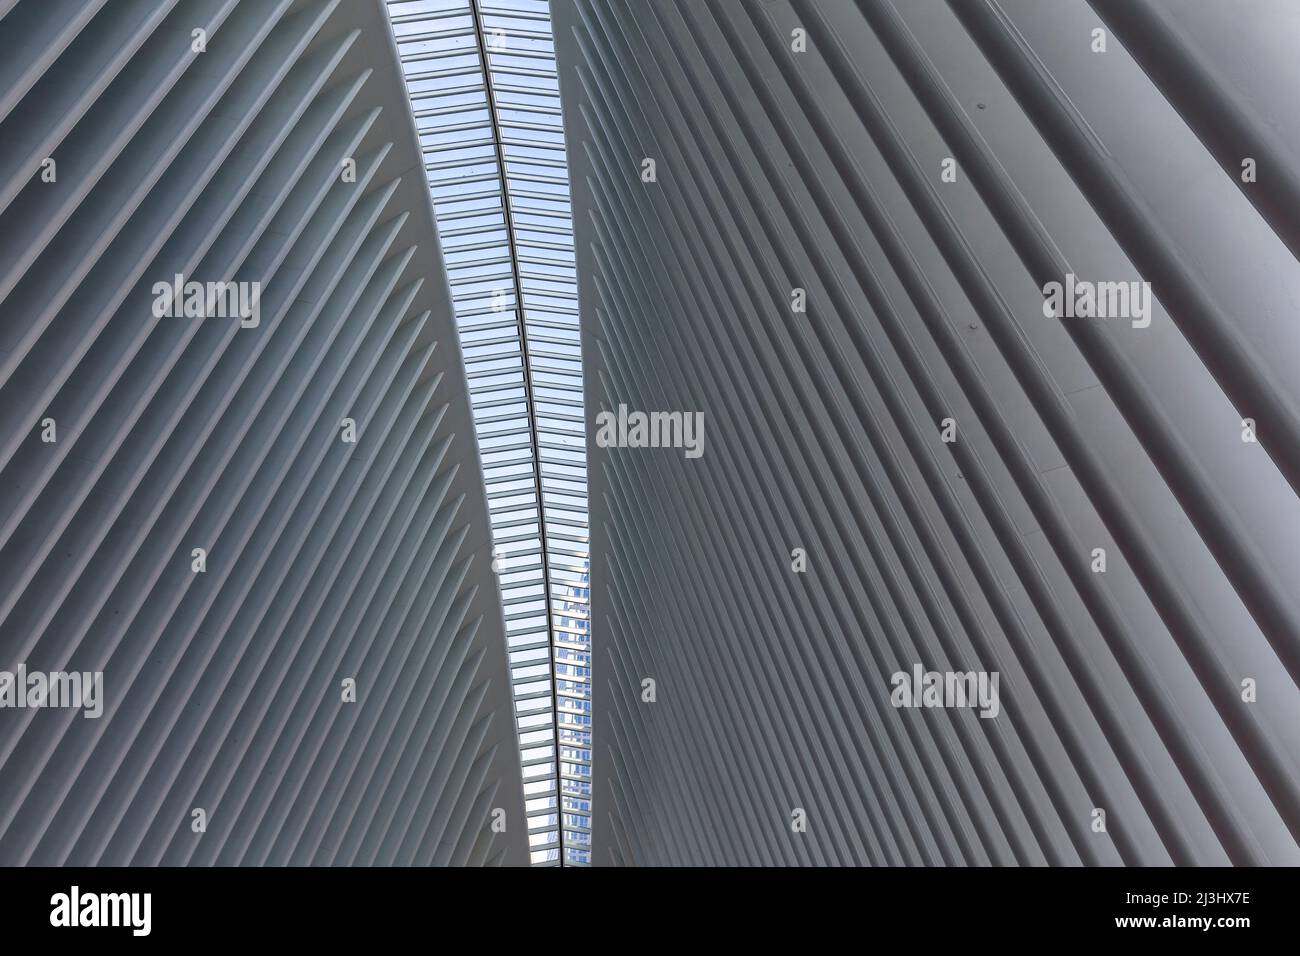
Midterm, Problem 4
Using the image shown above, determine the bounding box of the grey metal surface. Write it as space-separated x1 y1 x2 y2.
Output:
0 0 527 865
554 0 1300 865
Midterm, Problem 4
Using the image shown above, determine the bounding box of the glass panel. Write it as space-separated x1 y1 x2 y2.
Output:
385 0 590 866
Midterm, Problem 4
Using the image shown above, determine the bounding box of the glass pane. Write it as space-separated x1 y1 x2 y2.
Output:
386 0 589 866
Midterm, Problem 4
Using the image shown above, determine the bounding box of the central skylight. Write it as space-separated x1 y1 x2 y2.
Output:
384 0 590 866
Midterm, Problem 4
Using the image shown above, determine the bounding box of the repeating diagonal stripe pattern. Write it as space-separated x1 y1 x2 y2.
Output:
553 0 1300 866
0 0 526 866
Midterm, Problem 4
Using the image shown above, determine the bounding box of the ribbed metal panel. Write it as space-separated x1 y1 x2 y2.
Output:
554 0 1300 865
0 0 527 866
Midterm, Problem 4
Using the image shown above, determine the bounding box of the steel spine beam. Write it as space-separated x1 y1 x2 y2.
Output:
553 0 1300 866
0 0 527 866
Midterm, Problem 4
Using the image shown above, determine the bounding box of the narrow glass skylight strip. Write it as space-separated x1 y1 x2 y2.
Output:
385 0 590 866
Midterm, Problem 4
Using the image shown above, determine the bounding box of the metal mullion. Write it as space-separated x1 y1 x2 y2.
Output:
412 83 488 103
459 316 521 334
493 101 563 118
486 63 557 80
413 97 492 118
550 596 590 612
491 514 543 534
500 218 571 236
464 366 524 385
412 87 488 107
461 333 522 350
401 62 485 80
499 131 567 148
444 256 512 273
530 369 583 386
517 254 576 270
545 541 590 559
532 380 585 398
389 6 470 25
536 497 586 517
535 447 587 465
493 514 544 533
534 402 587 418
479 24 552 42
496 117 564 134
527 347 583 363
529 347 583 363
517 277 578 293
479 442 535 461
439 222 509 242
476 408 535 425
470 391 533 410
542 530 590 550
492 81 560 98
433 187 506 204
500 170 568 186
523 304 580 317
510 641 552 657
536 433 586 450
477 5 549 21
491 522 543 546
511 669 554 687
516 691 556 707
426 146 499 165
500 235 570 252
485 480 538 497
522 316 582 332
528 380 584 398
422 131 496 149
462 348 522 369
437 204 505 222
539 513 589 530
426 171 500 187
551 612 590 628
507 625 550 641
511 210 574 227
439 234 509 254
423 143 498 164
527 334 582 350
394 24 477 42
511 186 570 202
501 152 568 169
449 271 516 290
483 44 557 62
519 750 557 767
421 117 496 136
